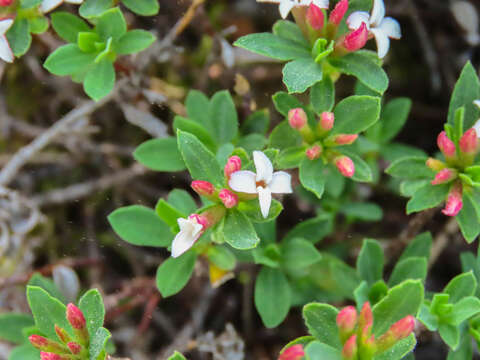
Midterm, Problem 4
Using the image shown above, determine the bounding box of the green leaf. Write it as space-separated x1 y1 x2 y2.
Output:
456 193 480 243
281 238 322 269
444 271 477 303
207 246 236 271
96 7 126 40
28 16 49 35
167 352 187 360
79 289 105 340
209 90 239 144
80 0 114 18
84 60 115 101
399 232 432 262
26 286 72 340
357 239 384 285
340 202 383 222
311 77 335 114
276 146 306 169
439 323 460 350
167 189 197 215
282 58 324 94
223 210 260 250
305 341 342 360
449 297 480 325
400 179 430 197
374 334 417 360
238 199 283 223
122 0 159 16
372 280 424 336
368 98 412 143
173 116 216 152
341 150 373 183
303 303 341 349
186 90 210 126
330 51 389 94
255 267 291 328
382 143 427 164
269 121 303 150
6 18 31 57
406 184 449 214
237 133 267 152
108 205 173 247
385 157 433 180
283 214 333 244
299 158 326 199
28 273 65 303
44 44 95 77
272 20 309 47
447 335 473 360
0 313 34 344
133 137 185 172
242 110 270 135
115 30 155 54
20 0 42 8
234 33 310 61
155 199 184 230
332 96 381 135
51 12 91 43
448 62 480 129
388 257 427 287
177 131 224 187
156 252 197 297
7 344 39 360
89 327 111 360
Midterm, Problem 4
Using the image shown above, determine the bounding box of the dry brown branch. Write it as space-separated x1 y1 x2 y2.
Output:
428 218 460 270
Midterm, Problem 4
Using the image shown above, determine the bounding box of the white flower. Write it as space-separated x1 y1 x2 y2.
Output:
473 100 480 137
171 216 204 258
229 151 292 218
40 0 84 14
0 19 14 63
257 0 329 19
347 0 401 58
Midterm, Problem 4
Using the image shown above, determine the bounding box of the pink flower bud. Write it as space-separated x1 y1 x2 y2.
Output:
0 0 13 6
66 304 86 330
329 0 349 26
306 144 322 160
67 342 82 355
189 214 209 228
335 156 355 178
344 22 368 52
279 344 305 360
320 112 334 131
224 156 242 178
333 134 358 145
29 335 49 349
426 158 445 172
437 131 456 160
288 108 308 130
389 316 415 340
40 353 63 360
442 183 463 217
358 302 373 340
459 128 478 154
341 335 358 359
307 4 325 30
191 180 215 197
337 306 357 334
218 189 238 208
431 168 457 185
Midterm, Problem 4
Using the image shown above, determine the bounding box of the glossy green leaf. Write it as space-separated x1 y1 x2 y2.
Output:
305 341 342 360
444 271 477 303
223 210 260 249
209 90 239 144
0 313 34 344
281 238 322 269
386 157 434 180
79 0 113 18
115 30 155 54
156 251 197 297
79 289 105 340
133 137 186 172
406 184 449 214
282 58 324 94
84 60 115 101
332 96 381 135
299 158 326 199
44 44 95 76
272 20 309 47
357 239 384 285
96 7 126 40
89 327 111 360
51 12 91 43
6 19 31 57
303 303 341 349
388 257 427 287
122 0 159 16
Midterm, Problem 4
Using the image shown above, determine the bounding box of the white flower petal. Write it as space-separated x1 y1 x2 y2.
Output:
370 0 385 27
279 1 295 18
0 19 13 36
347 11 371 30
473 119 480 138
172 218 203 258
312 0 329 9
229 170 258 194
474 100 480 109
40 0 63 13
256 0 281 2
257 186 272 219
0 36 13 63
371 28 390 59
269 171 293 194
253 151 273 184
65 0 83 3
379 17 401 39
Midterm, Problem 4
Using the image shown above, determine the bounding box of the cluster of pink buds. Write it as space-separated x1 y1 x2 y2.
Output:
29 304 89 360
337 303 415 359
288 108 357 178
426 128 479 216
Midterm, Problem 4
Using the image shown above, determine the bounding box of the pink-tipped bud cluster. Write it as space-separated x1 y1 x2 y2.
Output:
224 156 242 178
320 112 334 131
343 22 368 52
335 156 355 178
332 134 358 146
218 189 238 208
337 306 357 337
288 108 308 130
426 158 445 172
442 182 463 217
329 0 349 26
459 128 478 155
278 344 305 360
306 144 322 160
358 302 373 340
0 0 13 6
431 168 457 185
191 180 215 197
437 131 456 160
307 4 325 30
342 334 358 360
66 304 86 330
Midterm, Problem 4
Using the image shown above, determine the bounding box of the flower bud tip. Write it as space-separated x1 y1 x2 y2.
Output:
218 189 238 208
288 108 308 130
191 180 215 196
224 156 242 178
307 3 325 30
335 156 355 178
66 303 86 330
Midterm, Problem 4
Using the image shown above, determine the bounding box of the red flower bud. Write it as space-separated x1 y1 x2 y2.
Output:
307 3 325 30
40 353 63 360
306 144 322 160
431 168 457 185
341 335 358 360
224 156 242 178
279 344 305 360
337 306 357 334
344 22 368 52
0 0 14 6
29 335 49 349
218 189 238 208
437 131 456 160
426 158 445 172
459 128 478 154
329 0 349 26
191 180 215 196
66 304 86 330
332 134 358 145
358 302 373 341
288 108 308 130
319 111 334 131
67 342 82 355
389 316 415 340
335 156 355 178
442 182 463 217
